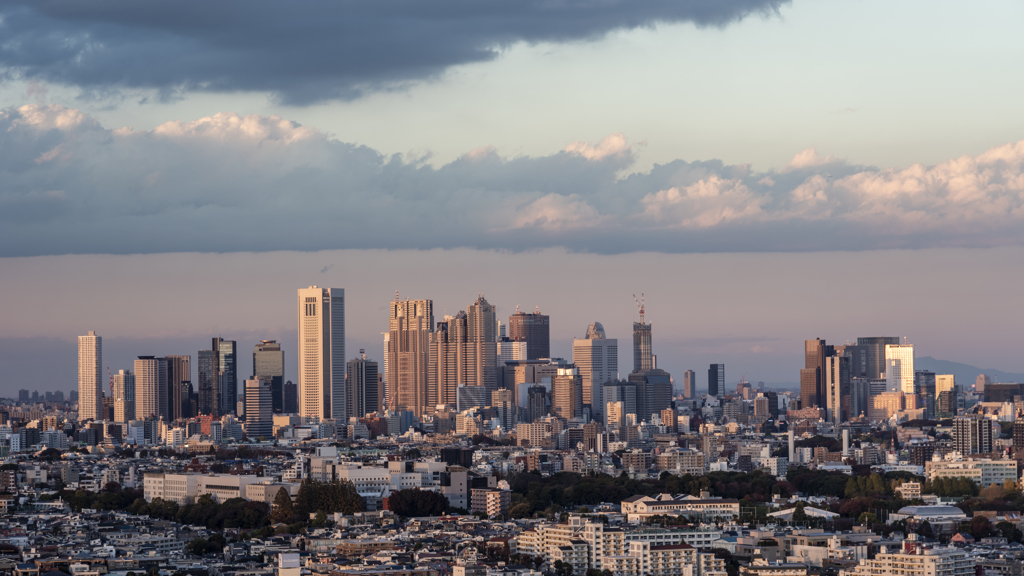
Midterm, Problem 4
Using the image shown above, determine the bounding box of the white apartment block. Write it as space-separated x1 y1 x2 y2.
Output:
925 456 1017 487
144 472 257 504
839 544 972 576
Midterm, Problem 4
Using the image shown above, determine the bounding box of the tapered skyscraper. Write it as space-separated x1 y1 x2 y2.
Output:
429 311 467 409
572 322 618 416
78 331 103 421
387 297 433 417
297 286 345 420
466 295 497 396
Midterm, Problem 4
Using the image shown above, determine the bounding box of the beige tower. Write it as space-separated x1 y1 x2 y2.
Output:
387 297 434 417
572 322 618 417
429 311 467 410
78 331 103 421
551 367 583 420
466 295 497 394
885 343 915 394
113 369 135 423
297 286 345 420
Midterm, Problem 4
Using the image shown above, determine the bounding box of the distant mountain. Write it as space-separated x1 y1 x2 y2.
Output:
917 356 1024 385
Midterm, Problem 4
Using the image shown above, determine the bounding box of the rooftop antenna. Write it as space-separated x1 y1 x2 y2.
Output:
535 305 539 314
516 305 520 314
395 290 399 301
633 293 645 324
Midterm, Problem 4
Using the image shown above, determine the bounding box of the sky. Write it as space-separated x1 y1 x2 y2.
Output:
0 0 1023 396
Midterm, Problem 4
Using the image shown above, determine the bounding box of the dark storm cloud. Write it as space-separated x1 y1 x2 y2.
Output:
2 104 1024 257
0 0 789 104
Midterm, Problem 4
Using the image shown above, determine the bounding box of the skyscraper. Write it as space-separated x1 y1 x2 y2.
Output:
603 381 637 428
387 297 433 417
165 355 191 421
466 295 497 396
551 367 583 420
297 286 345 420
572 321 618 417
134 356 167 420
244 378 273 439
347 352 380 418
78 331 102 421
509 308 550 360
915 370 936 420
708 364 724 398
857 337 900 379
628 368 673 423
18 390 29 403
824 355 850 423
801 339 834 408
632 321 653 373
113 369 135 423
682 370 696 399
253 340 285 413
527 385 548 423
429 312 466 409
212 338 237 415
283 380 298 413
885 342 915 394
197 349 217 416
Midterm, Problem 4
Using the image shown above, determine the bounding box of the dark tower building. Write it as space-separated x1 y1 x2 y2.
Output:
347 352 380 419
197 349 217 416
509 308 550 360
527 385 548 423
253 340 285 413
801 339 834 409
284 380 298 414
856 337 900 380
165 355 191 421
213 337 237 415
708 364 724 398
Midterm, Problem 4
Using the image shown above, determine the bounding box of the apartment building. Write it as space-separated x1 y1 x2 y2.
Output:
924 455 1017 487
621 494 740 522
839 544 972 576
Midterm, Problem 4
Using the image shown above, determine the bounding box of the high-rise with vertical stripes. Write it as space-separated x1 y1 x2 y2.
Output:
297 286 345 420
78 330 102 421
387 297 433 417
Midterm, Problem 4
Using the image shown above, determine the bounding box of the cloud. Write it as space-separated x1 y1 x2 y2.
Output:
0 1 789 105
2 104 1024 256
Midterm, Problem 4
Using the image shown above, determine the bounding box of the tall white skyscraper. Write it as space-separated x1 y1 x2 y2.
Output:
885 342 915 394
297 286 345 420
387 297 433 417
78 331 103 421
573 321 618 417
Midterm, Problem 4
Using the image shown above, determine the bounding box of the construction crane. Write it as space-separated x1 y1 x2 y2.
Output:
633 293 645 324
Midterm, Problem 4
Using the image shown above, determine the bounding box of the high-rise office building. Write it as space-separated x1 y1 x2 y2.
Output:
801 339 834 409
857 337 900 379
244 378 273 439
181 381 194 418
527 385 548 423
347 353 380 418
429 312 466 410
915 370 936 420
936 374 956 396
78 331 102 421
886 343 915 394
603 381 637 428
632 322 653 373
953 415 993 455
134 356 167 420
824 355 850 423
253 340 285 413
197 349 217 416
492 388 516 431
551 367 583 420
509 308 550 360
297 286 345 420
212 338 237 415
165 355 190 421
628 368 673 423
283 380 298 414
387 297 433 417
113 369 135 423
850 377 871 419
466 296 497 395
834 344 869 379
708 364 724 398
682 370 696 399
572 322 618 416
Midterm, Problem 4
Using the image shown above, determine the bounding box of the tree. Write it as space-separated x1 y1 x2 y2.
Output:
857 512 876 525
918 520 934 539
405 448 422 459
792 503 808 523
387 488 450 517
271 487 294 523
312 510 328 527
